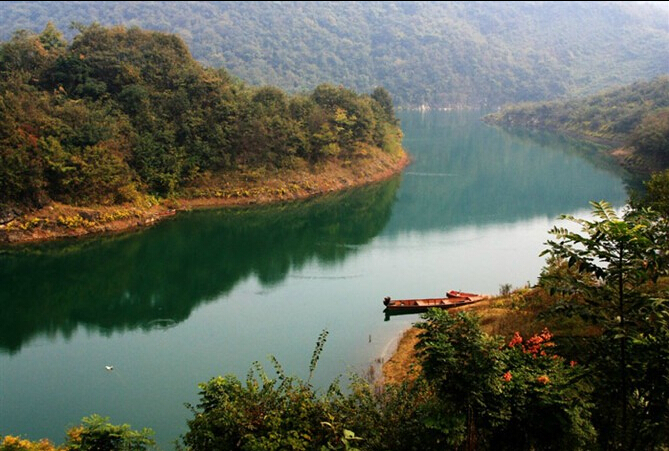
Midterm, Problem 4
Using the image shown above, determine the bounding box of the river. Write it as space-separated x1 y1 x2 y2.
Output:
0 110 630 449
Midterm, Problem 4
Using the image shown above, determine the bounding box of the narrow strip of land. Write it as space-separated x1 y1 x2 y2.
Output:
0 150 410 245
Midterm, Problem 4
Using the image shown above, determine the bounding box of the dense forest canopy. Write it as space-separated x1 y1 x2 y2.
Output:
0 1 667 108
0 23 402 213
483 76 669 171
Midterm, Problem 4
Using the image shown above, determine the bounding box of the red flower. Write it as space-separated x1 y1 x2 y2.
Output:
502 371 512 382
539 327 553 342
522 328 555 355
537 375 550 385
508 332 523 348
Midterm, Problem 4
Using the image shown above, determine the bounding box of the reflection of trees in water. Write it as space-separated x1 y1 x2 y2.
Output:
385 111 630 234
0 178 399 353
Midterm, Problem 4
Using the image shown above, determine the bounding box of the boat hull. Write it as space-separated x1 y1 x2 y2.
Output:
383 293 487 317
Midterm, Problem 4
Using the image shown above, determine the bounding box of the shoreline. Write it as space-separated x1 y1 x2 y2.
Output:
380 326 421 385
379 297 503 385
482 119 660 177
0 149 411 246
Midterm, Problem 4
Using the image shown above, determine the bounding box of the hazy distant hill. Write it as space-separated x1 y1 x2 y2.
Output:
485 76 669 142
1 1 668 107
484 76 669 173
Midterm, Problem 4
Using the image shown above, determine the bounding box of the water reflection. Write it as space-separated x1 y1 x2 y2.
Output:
384 111 630 234
0 178 400 353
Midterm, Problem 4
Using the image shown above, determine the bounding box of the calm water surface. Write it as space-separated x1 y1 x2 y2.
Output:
0 111 629 449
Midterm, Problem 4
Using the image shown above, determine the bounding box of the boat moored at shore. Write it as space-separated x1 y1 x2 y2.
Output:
383 291 488 316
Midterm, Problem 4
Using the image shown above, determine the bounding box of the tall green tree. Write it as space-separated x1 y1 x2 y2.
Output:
629 108 669 165
630 169 669 215
415 310 594 451
371 87 396 125
416 310 502 450
540 200 669 449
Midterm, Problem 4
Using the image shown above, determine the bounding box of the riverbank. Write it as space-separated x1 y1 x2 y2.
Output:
381 298 501 385
381 293 546 385
482 117 656 178
543 130 657 177
0 148 410 245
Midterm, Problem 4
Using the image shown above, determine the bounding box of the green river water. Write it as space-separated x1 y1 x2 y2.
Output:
0 110 630 449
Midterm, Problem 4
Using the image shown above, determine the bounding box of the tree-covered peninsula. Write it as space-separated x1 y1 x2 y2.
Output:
0 23 407 243
483 76 669 175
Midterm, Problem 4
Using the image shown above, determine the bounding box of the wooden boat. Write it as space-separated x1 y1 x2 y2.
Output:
447 290 482 299
383 291 488 315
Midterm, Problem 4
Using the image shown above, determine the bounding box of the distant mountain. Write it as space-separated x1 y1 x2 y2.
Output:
1 1 668 108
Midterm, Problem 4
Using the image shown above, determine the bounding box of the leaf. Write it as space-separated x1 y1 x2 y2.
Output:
343 429 359 440
308 329 329 384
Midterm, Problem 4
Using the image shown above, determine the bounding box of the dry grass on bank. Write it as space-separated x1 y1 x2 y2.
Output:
380 288 593 385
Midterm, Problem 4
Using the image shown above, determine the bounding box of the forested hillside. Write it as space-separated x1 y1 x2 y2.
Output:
1 1 667 108
0 23 403 218
483 76 669 173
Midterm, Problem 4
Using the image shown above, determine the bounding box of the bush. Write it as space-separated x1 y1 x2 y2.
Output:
415 310 596 450
0 416 154 451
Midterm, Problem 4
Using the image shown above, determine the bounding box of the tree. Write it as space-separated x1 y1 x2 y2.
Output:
371 87 396 125
38 22 66 52
415 310 594 450
416 310 502 449
630 169 669 217
493 328 595 451
0 28 61 79
0 22 404 213
629 108 669 165
540 200 669 449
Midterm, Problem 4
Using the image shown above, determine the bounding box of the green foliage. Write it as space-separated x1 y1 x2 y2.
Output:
630 169 669 217
493 329 596 451
499 283 513 296
370 88 396 125
541 200 664 332
415 310 595 450
0 23 402 211
329 375 445 451
0 24 64 80
0 416 155 451
416 310 503 447
64 415 155 451
182 329 356 451
2 2 665 107
484 76 669 175
629 108 669 165
308 329 329 384
540 200 669 449
484 76 669 147
183 328 457 451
